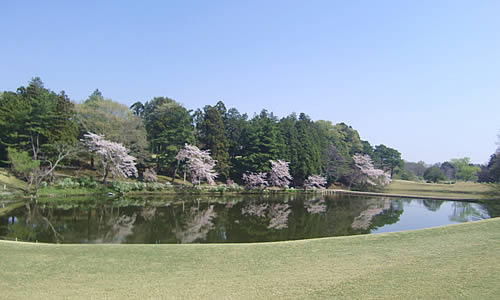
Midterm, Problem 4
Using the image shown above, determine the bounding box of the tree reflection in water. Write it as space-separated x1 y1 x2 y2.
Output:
0 195 492 244
173 205 216 243
267 203 291 230
304 197 327 214
351 198 391 230
450 202 487 222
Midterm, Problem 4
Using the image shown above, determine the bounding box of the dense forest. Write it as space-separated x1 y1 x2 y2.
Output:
1 78 497 193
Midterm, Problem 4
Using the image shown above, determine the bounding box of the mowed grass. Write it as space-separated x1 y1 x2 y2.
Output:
385 179 493 199
1 218 499 299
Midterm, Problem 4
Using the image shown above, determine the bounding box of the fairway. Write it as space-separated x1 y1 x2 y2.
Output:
385 179 492 199
1 218 499 299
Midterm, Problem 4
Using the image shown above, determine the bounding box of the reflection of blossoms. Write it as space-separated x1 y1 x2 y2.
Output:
97 213 137 243
351 199 391 230
174 205 216 243
241 202 291 230
241 203 268 217
304 198 327 214
267 204 291 230
141 206 156 221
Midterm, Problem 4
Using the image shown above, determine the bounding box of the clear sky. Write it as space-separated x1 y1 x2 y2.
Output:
1 0 499 165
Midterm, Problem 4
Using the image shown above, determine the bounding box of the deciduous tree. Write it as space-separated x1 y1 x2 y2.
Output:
81 132 138 184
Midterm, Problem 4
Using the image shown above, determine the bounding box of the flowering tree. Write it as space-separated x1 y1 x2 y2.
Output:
143 168 157 183
242 172 268 189
269 160 292 187
304 175 327 189
176 144 218 186
81 132 138 184
352 154 391 186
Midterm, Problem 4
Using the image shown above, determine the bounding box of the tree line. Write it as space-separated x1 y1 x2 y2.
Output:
1 78 404 191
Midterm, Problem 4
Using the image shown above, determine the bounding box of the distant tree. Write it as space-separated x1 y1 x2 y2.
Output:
175 144 218 186
130 101 145 117
304 175 327 189
269 159 292 188
373 144 404 178
76 97 148 165
196 104 230 179
405 161 427 177
423 166 446 183
450 158 480 181
81 132 138 184
8 143 76 198
242 172 268 189
0 78 78 166
440 161 456 180
142 97 194 176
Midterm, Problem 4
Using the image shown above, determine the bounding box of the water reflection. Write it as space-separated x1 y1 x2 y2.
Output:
0 194 492 244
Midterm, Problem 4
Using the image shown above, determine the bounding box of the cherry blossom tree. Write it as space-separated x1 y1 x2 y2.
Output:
352 154 391 186
304 175 327 189
242 172 268 189
81 132 138 184
176 144 218 186
269 159 292 188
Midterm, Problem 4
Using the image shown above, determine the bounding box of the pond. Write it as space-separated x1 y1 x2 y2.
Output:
0 194 495 244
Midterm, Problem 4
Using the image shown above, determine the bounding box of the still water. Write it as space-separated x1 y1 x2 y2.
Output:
0 194 493 244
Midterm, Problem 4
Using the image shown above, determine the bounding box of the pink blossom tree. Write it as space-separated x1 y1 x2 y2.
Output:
352 154 391 186
269 160 293 188
242 172 268 189
81 132 138 184
304 175 327 189
176 144 218 186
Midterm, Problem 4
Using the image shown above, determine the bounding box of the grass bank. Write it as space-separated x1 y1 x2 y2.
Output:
384 179 493 199
1 218 499 299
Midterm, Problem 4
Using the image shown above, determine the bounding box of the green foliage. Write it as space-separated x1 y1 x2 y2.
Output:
7 147 40 178
423 166 447 183
0 78 78 165
56 178 80 189
451 157 481 182
373 144 404 178
76 97 149 164
78 176 97 188
196 103 230 179
112 181 132 193
142 97 194 174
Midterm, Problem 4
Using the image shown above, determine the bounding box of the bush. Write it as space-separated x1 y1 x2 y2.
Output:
56 178 80 189
146 182 166 191
78 176 98 189
112 181 132 193
143 168 157 183
132 182 147 191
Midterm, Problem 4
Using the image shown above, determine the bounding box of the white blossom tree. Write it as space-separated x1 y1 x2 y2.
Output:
176 144 218 186
304 175 327 189
269 160 292 188
81 132 138 184
352 154 391 186
242 172 268 189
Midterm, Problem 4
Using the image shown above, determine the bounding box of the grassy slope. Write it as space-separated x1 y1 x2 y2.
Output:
385 179 492 199
1 218 499 299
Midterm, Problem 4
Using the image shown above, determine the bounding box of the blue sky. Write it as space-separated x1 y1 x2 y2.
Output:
1 0 499 164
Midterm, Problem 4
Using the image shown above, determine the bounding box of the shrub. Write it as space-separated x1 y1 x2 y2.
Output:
56 178 80 189
112 181 132 193
143 168 157 183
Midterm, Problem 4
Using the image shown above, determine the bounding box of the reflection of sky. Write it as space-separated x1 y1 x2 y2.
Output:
372 201 490 234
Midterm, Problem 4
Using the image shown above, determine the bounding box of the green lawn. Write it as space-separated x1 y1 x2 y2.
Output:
1 218 499 299
385 179 493 199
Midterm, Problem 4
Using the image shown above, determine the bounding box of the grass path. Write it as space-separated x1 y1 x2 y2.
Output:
1 218 499 299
